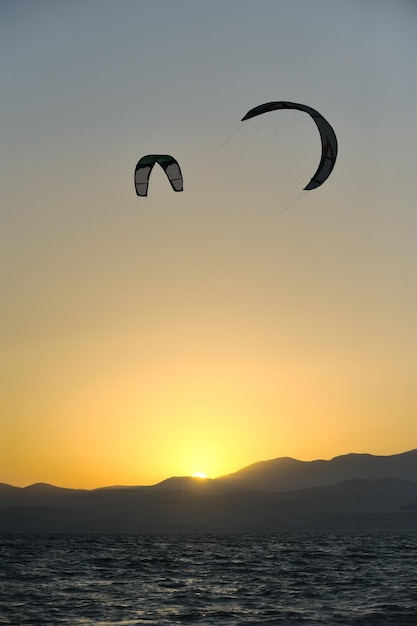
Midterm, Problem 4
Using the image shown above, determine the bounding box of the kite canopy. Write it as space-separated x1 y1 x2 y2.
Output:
241 101 338 190
134 154 183 197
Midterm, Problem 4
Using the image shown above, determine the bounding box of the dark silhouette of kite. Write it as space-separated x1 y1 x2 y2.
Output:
241 101 338 190
134 155 183 197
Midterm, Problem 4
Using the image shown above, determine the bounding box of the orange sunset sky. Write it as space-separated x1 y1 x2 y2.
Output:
2 0 417 488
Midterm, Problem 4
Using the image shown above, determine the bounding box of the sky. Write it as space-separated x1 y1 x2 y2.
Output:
2 0 417 489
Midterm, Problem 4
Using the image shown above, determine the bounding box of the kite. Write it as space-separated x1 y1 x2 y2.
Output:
134 155 183 197
241 101 338 190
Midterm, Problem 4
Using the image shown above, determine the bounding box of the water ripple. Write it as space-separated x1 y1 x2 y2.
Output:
1 532 417 625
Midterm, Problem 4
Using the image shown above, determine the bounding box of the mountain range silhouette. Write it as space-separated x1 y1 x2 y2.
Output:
1 450 417 532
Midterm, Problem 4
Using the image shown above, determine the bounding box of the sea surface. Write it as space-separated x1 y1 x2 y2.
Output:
1 532 417 625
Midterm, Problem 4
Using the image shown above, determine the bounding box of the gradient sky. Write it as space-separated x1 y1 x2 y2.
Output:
2 0 417 488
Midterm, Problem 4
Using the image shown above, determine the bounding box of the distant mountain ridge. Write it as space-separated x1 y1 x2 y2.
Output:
1 450 417 532
216 449 417 492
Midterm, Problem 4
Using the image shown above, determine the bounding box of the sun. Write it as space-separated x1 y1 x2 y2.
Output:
192 472 207 479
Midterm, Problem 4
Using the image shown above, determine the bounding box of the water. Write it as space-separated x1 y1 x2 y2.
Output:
1 532 417 625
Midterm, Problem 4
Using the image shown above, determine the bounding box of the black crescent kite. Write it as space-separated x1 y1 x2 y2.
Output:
134 155 183 197
241 101 338 190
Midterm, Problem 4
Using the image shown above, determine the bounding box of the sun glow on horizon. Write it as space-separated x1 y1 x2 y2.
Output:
192 472 207 479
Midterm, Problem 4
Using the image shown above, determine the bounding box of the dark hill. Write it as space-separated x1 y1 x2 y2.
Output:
0 477 417 533
1 450 417 532
216 449 417 492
